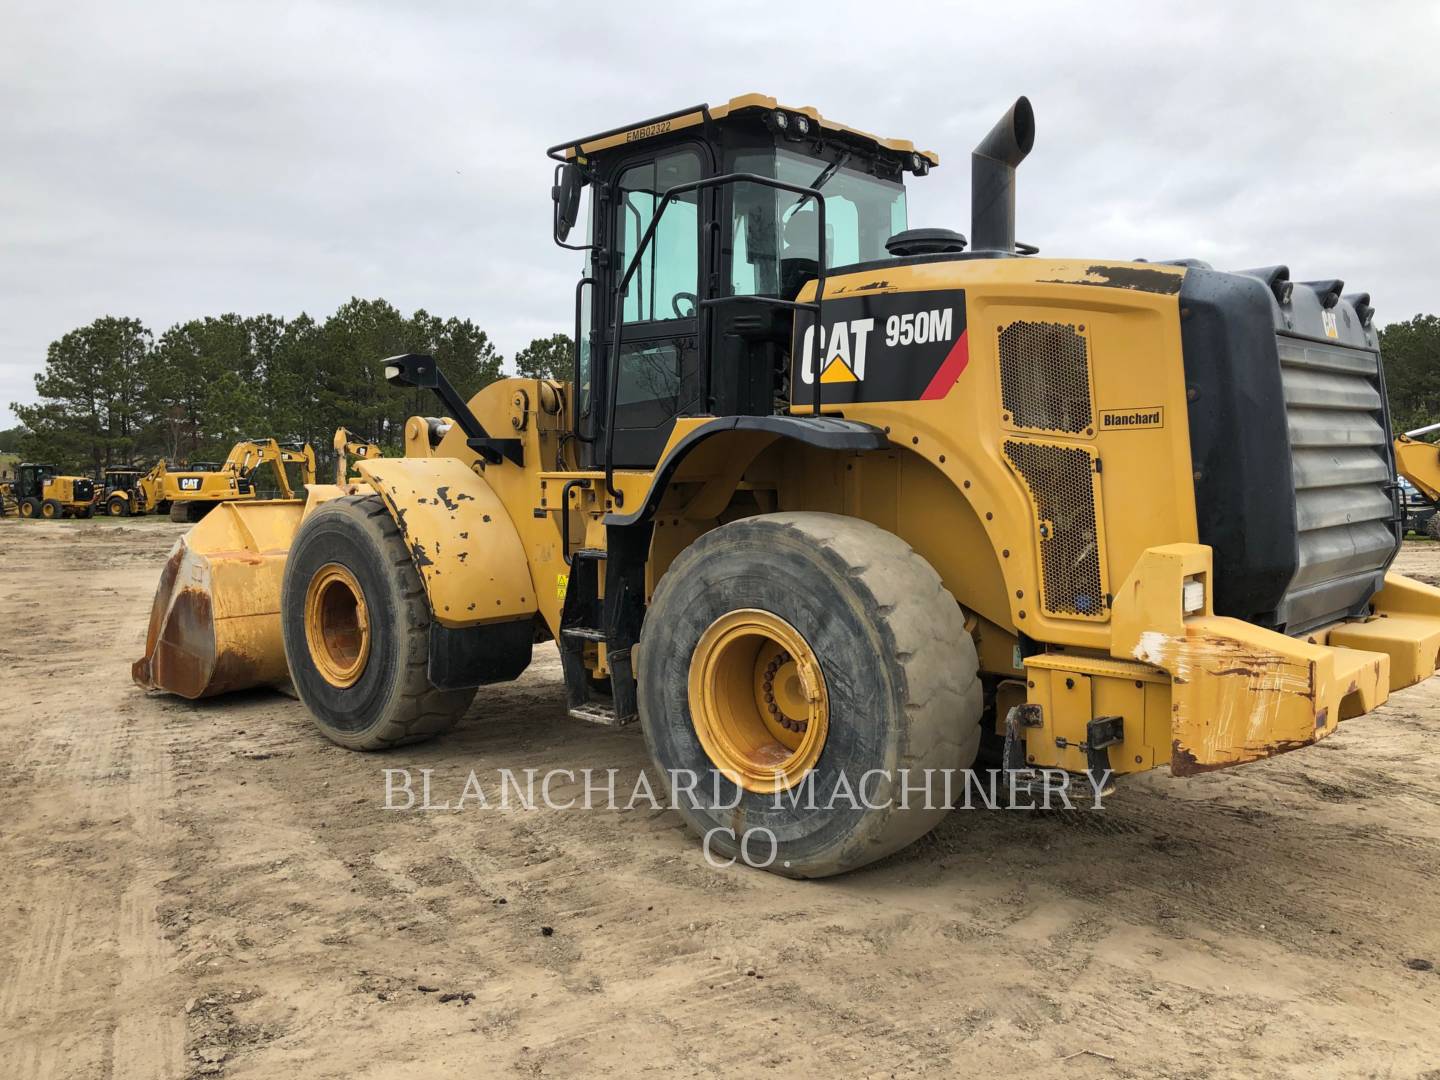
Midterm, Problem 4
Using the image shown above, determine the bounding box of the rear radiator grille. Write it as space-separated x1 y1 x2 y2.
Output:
998 320 1094 434
1276 335 1397 629
1003 439 1108 619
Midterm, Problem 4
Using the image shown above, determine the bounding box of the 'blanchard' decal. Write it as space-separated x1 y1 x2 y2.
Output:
1099 406 1164 430
791 290 968 405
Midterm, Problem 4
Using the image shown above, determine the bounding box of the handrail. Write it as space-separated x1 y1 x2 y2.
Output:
600 171 828 502
546 104 711 164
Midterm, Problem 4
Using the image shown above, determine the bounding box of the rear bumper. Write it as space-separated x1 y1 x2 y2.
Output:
1022 544 1440 778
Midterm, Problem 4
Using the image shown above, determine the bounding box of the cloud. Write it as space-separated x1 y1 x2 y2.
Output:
3 0 1437 426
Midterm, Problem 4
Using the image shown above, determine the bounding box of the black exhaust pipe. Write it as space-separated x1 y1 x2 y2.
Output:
971 96 1035 253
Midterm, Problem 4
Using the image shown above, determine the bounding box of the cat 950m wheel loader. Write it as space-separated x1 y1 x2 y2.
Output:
134 94 1440 877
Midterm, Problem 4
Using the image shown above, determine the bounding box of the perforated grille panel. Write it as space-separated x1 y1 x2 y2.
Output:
998 320 1094 434
1004 439 1107 619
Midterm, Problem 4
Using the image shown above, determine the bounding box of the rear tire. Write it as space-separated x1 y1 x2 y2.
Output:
281 495 476 750
41 499 62 519
107 496 130 517
638 512 982 879
1427 513 1440 541
19 498 39 518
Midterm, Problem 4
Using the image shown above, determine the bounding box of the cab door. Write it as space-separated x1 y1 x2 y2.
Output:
604 145 706 468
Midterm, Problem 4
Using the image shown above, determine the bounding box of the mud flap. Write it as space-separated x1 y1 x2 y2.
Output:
428 620 534 690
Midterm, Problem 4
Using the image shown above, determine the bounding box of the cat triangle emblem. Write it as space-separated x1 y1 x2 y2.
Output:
819 356 859 383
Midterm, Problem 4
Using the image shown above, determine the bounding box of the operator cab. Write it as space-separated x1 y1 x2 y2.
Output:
548 94 937 472
17 463 57 498
104 468 141 492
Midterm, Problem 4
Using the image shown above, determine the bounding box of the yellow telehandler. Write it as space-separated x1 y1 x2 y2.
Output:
136 94 1440 877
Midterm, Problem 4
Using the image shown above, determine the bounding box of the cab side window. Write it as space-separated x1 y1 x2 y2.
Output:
615 149 702 323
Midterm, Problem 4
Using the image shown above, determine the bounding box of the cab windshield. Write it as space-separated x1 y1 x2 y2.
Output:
730 148 907 299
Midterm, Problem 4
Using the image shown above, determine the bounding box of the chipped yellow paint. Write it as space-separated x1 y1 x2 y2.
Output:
358 457 537 628
1108 544 1391 773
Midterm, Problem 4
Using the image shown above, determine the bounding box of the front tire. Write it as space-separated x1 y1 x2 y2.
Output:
281 495 476 750
107 496 130 517
19 498 39 518
638 512 982 879
40 499 62 519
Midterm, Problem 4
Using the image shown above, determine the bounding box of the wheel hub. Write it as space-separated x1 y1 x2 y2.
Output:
688 609 829 793
303 563 371 688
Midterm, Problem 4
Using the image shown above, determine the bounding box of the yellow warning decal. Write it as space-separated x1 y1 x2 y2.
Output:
556 572 569 601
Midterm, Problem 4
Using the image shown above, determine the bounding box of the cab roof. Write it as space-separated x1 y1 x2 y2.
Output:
549 93 939 166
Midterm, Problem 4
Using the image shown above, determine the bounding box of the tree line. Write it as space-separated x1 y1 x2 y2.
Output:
5 305 1438 477
5 298 572 476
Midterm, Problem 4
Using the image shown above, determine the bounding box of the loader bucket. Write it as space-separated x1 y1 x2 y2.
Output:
133 500 305 699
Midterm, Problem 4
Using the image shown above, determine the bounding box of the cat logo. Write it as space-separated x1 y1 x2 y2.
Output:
1322 309 1339 339
179 477 201 491
798 318 875 385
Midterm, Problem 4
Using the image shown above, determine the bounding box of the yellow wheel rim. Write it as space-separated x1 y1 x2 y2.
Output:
41 503 57 518
687 609 829 794
304 563 371 688
20 503 34 517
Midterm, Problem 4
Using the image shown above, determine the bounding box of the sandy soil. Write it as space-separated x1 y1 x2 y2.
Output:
2 516 1439 1079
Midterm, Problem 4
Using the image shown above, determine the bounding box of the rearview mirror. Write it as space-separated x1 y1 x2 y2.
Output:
552 163 585 243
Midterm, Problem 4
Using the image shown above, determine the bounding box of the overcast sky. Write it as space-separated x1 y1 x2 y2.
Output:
4 1 1438 427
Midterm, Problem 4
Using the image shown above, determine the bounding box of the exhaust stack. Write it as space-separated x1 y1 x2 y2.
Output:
971 96 1035 253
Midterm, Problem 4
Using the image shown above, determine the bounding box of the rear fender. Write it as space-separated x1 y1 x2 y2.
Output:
358 457 537 628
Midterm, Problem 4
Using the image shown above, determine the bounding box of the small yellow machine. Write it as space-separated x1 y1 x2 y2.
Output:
12 463 96 518
136 95 1440 877
1394 423 1440 538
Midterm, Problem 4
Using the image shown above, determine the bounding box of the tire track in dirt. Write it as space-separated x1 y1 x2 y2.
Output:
0 520 189 1080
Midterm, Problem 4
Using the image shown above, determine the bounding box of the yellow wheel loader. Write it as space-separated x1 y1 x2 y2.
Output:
1394 423 1440 539
13 463 96 519
136 94 1440 877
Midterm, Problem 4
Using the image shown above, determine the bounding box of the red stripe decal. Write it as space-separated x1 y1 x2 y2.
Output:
919 328 969 400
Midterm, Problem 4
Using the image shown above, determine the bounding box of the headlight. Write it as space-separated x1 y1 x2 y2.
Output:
794 114 810 136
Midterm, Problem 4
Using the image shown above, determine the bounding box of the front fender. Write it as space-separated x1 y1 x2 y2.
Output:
358 457 537 628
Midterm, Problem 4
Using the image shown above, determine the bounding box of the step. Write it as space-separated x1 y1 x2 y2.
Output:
568 702 621 726
571 547 607 561
561 627 606 642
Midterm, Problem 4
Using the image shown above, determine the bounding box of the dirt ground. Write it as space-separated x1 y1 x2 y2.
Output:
2 517 1439 1079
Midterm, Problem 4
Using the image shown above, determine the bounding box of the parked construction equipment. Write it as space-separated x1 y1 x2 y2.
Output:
1394 422 1440 538
135 94 1440 877
98 463 168 517
11 463 96 518
332 427 382 485
164 439 316 522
